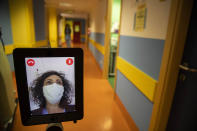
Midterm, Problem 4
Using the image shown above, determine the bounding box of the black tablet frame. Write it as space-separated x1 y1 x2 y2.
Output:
13 48 83 126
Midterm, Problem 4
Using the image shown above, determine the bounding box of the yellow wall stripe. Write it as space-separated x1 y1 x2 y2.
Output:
33 40 48 47
60 18 65 43
48 7 58 48
116 56 157 102
89 38 105 55
5 45 15 55
5 40 48 55
9 0 35 47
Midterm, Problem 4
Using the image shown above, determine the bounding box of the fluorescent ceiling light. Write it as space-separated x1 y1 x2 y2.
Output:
59 2 72 7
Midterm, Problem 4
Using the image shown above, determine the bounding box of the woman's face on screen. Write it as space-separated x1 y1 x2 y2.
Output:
43 75 63 86
42 74 64 105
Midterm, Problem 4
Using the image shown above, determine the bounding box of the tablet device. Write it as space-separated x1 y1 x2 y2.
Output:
13 48 83 126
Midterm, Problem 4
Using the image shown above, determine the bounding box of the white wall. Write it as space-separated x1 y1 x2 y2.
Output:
89 0 107 33
120 0 171 39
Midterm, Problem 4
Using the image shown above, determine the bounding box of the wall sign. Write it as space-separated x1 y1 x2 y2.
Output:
134 3 147 32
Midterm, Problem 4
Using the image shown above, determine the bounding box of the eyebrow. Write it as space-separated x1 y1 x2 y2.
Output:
45 78 62 81
56 79 62 82
46 79 52 81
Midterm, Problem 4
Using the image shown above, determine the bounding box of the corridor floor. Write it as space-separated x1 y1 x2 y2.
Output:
12 44 130 131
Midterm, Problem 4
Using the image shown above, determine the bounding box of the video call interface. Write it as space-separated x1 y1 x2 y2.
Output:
25 57 75 116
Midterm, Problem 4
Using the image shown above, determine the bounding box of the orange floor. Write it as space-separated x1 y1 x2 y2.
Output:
12 44 130 131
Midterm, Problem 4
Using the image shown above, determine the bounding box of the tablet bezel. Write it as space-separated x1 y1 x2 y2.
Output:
13 48 83 126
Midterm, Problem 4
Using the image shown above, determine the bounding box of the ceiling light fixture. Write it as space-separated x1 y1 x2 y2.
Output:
59 2 72 7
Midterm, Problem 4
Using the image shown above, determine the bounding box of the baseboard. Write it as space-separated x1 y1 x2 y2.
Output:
114 94 139 131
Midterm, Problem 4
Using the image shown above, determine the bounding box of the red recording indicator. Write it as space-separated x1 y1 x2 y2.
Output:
27 59 35 66
66 58 73 65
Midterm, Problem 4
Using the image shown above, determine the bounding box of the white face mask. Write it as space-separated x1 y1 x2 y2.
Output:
43 83 64 105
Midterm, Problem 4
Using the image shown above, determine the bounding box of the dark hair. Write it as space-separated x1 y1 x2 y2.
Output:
31 71 72 109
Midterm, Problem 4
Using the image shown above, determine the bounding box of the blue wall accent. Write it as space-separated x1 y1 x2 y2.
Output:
119 35 164 80
0 0 13 45
89 32 105 46
116 70 153 131
89 42 104 69
80 19 86 35
0 0 14 71
7 55 14 71
88 32 105 69
80 19 86 43
33 0 46 41
116 35 165 130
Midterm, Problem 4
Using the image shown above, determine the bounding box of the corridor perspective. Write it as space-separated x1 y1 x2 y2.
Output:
0 0 196 131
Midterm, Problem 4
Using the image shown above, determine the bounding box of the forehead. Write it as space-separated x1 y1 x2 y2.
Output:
45 75 61 80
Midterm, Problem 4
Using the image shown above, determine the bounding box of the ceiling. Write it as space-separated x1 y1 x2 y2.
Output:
45 0 101 14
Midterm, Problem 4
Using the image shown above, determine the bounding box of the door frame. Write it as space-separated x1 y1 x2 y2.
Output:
103 0 122 84
149 0 193 130
114 0 122 92
103 0 113 79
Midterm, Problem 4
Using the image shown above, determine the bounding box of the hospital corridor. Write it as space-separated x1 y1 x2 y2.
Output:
0 0 197 131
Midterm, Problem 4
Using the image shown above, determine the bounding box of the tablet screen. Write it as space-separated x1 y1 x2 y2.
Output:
25 57 75 116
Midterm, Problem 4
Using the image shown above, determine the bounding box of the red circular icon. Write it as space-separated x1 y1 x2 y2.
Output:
27 59 35 66
66 58 73 65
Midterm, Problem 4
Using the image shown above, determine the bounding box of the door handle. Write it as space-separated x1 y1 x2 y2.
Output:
179 65 197 72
